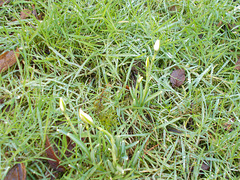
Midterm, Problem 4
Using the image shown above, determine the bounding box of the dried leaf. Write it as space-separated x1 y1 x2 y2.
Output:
20 9 32 19
4 163 26 180
32 5 38 19
0 0 10 6
170 69 185 88
201 162 210 171
0 48 20 73
65 136 76 157
234 58 240 70
45 136 65 172
169 5 179 12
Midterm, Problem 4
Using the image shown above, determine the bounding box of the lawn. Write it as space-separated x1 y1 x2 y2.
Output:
1 0 240 179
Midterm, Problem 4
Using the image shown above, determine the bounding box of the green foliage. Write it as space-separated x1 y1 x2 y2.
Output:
1 0 240 179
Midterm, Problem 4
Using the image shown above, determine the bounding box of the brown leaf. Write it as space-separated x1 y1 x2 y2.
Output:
0 0 10 6
45 136 65 172
65 136 76 157
169 5 179 12
170 69 185 88
201 161 210 171
234 58 240 70
0 48 20 73
20 9 32 19
4 163 26 180
32 5 38 19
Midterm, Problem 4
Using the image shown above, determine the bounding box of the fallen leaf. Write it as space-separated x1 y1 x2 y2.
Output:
0 48 20 73
0 0 10 6
169 5 179 12
65 136 76 157
45 136 65 172
4 163 26 180
32 5 38 19
234 58 240 70
170 69 185 88
20 9 32 19
201 161 210 171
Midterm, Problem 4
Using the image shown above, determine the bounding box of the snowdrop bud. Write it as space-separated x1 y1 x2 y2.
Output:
79 108 94 126
154 40 160 51
59 97 66 112
137 76 143 84
146 57 150 69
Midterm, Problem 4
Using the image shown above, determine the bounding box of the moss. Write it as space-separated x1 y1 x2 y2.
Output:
93 87 119 132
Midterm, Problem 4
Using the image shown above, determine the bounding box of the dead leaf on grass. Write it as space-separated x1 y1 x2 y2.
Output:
20 9 32 19
0 0 10 6
170 69 185 88
234 58 240 70
45 136 65 172
4 163 26 180
169 5 179 12
0 48 20 73
20 5 37 20
32 5 38 19
65 136 76 157
201 161 210 171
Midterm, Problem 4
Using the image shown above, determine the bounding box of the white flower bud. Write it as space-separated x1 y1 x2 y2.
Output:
59 97 66 112
79 108 94 125
137 76 143 84
154 40 160 51
146 57 150 69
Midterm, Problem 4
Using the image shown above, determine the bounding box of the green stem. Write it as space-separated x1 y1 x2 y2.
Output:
141 53 157 105
97 127 117 166
64 112 78 136
86 124 93 151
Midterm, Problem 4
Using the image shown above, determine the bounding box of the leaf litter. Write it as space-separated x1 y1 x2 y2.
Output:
234 58 240 70
20 5 37 19
45 136 65 172
4 163 26 180
0 48 20 73
0 0 10 6
170 68 186 88
44 135 76 179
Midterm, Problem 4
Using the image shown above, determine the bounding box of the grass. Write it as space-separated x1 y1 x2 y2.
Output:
1 0 240 179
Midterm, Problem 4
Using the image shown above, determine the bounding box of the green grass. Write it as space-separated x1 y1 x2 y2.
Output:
1 0 240 179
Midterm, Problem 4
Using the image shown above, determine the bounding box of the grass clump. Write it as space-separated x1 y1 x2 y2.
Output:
1 0 240 179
